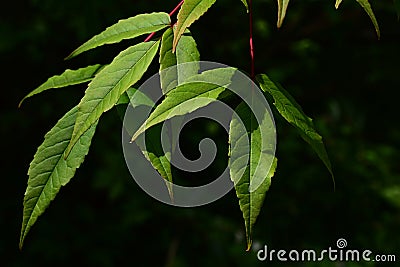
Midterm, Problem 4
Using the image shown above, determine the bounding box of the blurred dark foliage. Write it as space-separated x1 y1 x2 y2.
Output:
1 0 399 266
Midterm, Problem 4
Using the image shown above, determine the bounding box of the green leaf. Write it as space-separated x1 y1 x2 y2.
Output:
173 0 217 51
20 105 98 249
240 0 249 13
66 12 170 59
277 0 290 28
19 65 103 107
257 74 334 181
229 102 277 251
116 87 154 107
355 0 380 39
335 0 343 9
160 27 200 93
65 41 160 157
131 67 236 142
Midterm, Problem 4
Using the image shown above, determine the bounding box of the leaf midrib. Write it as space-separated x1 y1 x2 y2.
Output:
93 41 156 106
22 139 72 241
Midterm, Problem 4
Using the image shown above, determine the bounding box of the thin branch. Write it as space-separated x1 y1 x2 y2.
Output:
144 32 156 42
144 0 184 42
169 0 184 17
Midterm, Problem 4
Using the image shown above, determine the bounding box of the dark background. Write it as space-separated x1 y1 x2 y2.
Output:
1 0 399 266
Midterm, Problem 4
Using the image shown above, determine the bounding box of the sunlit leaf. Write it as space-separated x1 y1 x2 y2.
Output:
160 27 200 93
66 12 169 59
229 101 277 250
355 0 380 39
138 124 174 200
65 41 160 157
240 0 249 13
20 106 97 249
335 0 343 9
277 0 290 28
19 65 103 107
115 88 173 198
173 0 217 51
257 74 334 181
131 67 236 142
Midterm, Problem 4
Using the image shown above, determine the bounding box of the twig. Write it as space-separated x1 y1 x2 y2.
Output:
144 0 184 42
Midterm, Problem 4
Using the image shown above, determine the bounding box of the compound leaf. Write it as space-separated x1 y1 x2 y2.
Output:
355 0 380 38
277 0 290 28
131 67 236 142
20 105 98 249
65 41 160 157
173 0 217 51
229 101 276 251
257 74 334 180
19 65 103 107
67 12 169 59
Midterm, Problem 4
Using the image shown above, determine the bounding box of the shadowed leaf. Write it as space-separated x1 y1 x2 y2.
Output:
131 67 236 142
355 0 380 39
335 0 343 9
257 74 334 182
160 28 200 93
277 0 290 28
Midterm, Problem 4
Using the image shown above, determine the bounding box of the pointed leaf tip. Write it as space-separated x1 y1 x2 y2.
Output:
160 27 200 93
335 0 343 9
18 65 103 108
355 0 380 39
277 0 290 28
246 240 252 251
19 106 97 248
66 12 170 59
256 74 333 183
